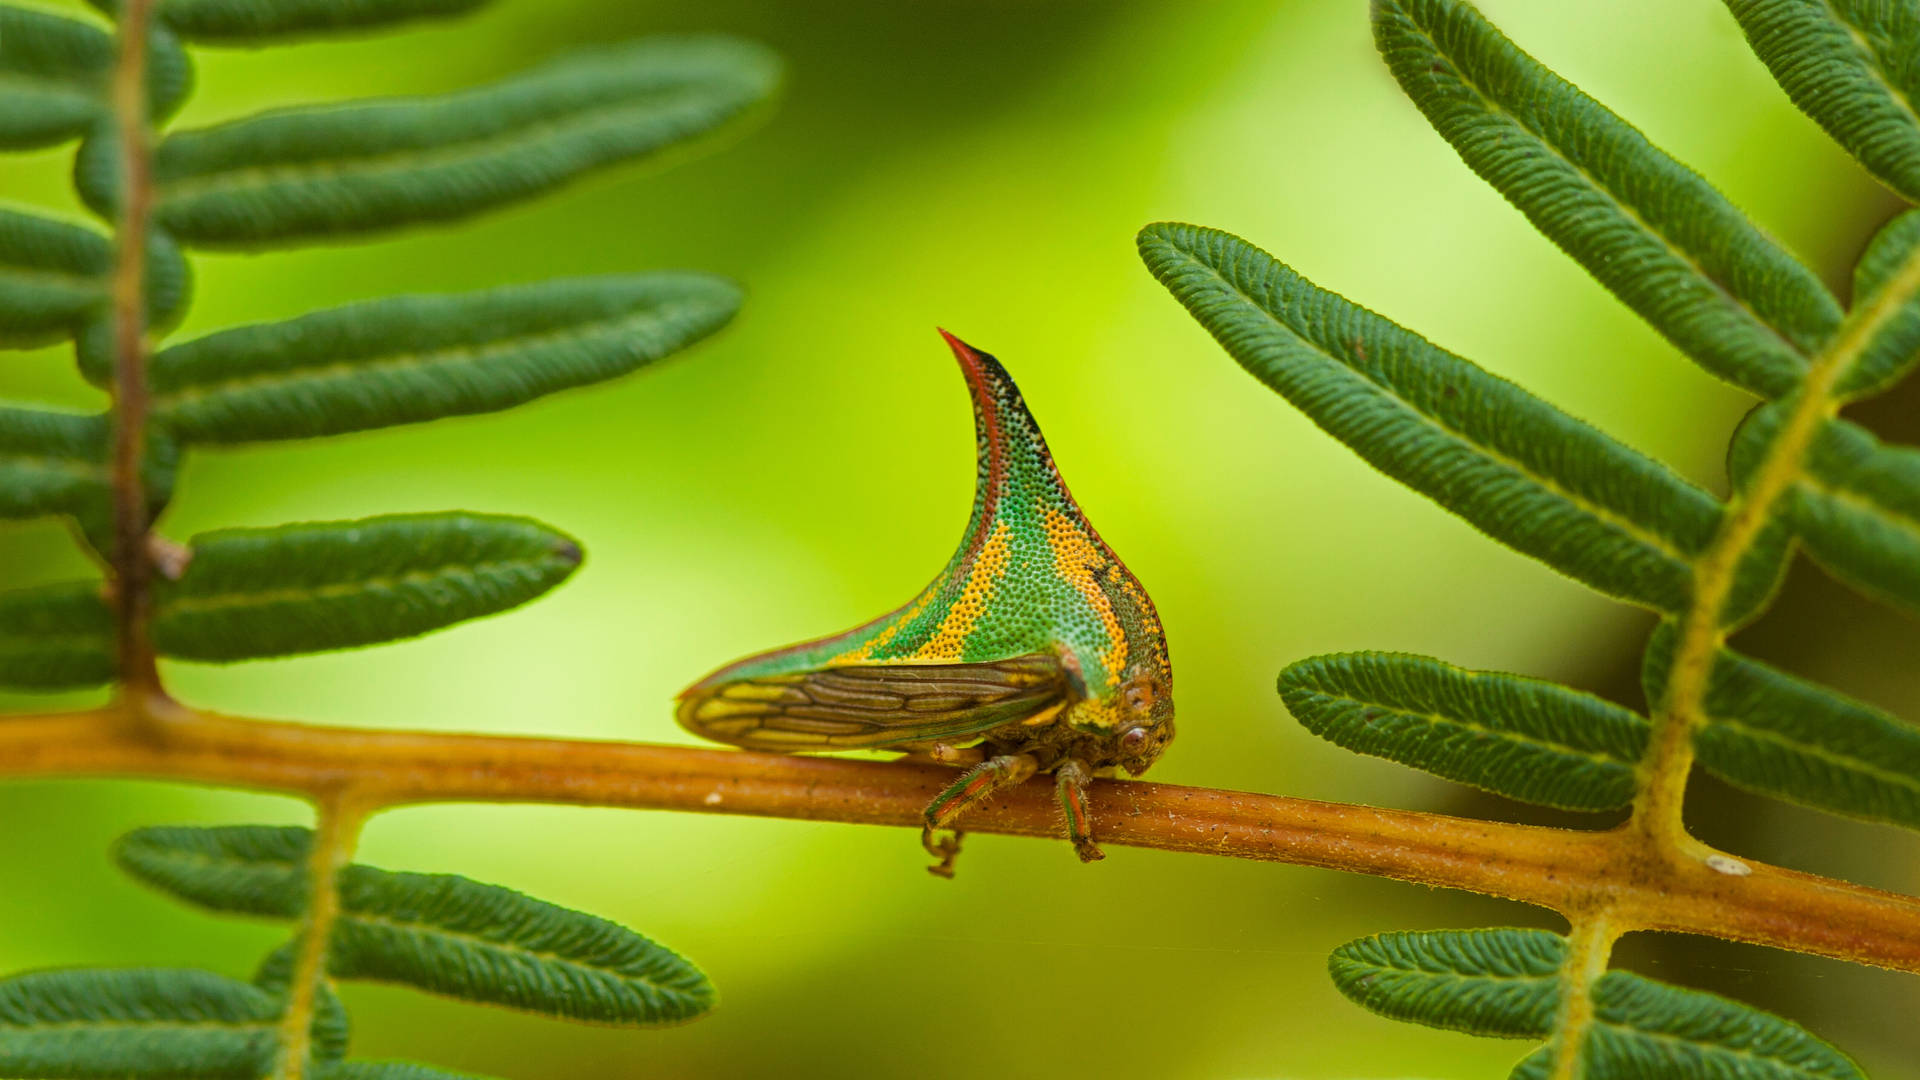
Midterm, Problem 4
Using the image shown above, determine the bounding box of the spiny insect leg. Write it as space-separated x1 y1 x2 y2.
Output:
921 752 1038 878
1055 757 1104 863
925 753 1040 828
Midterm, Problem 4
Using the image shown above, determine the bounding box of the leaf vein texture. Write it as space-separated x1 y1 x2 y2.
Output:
1282 652 1646 811
1140 221 1721 611
1375 0 1841 395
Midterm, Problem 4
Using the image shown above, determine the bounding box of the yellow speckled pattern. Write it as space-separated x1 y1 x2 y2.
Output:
1043 505 1128 698
916 520 1011 661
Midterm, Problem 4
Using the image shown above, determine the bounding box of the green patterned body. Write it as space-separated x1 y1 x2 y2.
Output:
678 331 1173 773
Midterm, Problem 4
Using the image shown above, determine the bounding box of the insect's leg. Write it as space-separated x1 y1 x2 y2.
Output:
925 753 1039 830
920 753 1039 878
893 742 985 767
921 827 962 879
930 742 986 766
1055 757 1104 863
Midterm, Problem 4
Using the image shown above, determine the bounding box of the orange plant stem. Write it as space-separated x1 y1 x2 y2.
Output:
4 704 1920 974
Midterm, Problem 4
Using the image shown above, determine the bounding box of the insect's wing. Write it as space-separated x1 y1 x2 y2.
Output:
677 653 1070 752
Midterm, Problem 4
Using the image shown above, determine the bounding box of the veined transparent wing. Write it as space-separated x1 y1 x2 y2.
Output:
676 654 1070 751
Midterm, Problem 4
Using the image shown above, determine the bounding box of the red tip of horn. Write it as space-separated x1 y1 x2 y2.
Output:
936 326 977 358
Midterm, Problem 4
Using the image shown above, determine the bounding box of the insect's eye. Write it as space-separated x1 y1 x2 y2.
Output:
1121 726 1149 753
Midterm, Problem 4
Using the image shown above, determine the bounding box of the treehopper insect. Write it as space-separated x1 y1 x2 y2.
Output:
678 330 1174 875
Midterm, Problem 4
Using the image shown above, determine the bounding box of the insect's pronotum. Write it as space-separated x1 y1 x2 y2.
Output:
677 330 1174 874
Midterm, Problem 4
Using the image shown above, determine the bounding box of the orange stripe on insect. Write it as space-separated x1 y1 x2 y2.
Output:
927 766 1007 825
833 589 933 664
1041 506 1127 691
959 771 1000 800
1059 767 1092 834
918 521 1011 661
1020 701 1066 727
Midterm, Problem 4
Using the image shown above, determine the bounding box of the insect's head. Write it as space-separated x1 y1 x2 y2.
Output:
1112 669 1174 776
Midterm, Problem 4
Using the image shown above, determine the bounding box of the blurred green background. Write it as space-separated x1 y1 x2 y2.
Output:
3 0 1917 1075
